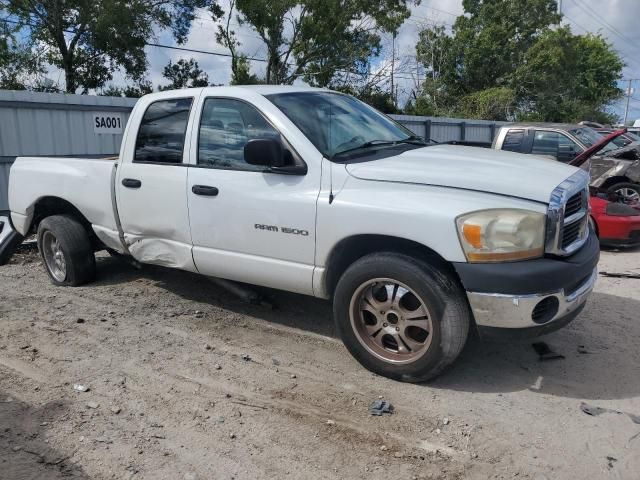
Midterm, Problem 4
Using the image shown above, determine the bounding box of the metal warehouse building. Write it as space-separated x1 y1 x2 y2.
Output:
0 90 137 211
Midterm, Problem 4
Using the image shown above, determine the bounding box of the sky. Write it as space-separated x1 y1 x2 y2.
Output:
134 0 640 122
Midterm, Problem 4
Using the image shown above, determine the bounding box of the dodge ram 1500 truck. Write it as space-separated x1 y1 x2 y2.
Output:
5 86 599 382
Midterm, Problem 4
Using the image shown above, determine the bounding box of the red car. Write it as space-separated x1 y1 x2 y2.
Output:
590 195 640 247
567 129 640 247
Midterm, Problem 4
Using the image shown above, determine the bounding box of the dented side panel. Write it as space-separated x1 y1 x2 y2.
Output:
115 162 196 272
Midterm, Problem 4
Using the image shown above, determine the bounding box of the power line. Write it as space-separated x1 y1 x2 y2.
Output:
572 0 638 47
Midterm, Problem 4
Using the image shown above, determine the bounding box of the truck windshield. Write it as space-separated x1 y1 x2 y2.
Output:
266 91 423 159
569 127 618 153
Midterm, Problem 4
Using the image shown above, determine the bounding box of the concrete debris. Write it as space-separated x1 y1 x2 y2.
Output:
580 402 640 425
600 271 640 279
369 400 394 416
443 417 450 425
532 342 565 361
111 406 122 414
86 401 100 409
73 384 90 392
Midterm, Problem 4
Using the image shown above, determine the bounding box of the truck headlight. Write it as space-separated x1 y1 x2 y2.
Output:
456 209 545 262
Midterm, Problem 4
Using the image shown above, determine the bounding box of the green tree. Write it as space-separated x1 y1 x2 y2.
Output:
335 85 399 113
4 0 222 93
100 80 153 98
215 0 413 86
450 0 560 93
412 0 623 121
458 86 516 120
229 55 263 85
513 27 623 122
0 19 44 89
159 58 210 90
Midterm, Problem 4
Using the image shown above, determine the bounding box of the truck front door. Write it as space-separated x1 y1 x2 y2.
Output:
186 97 319 295
115 95 197 271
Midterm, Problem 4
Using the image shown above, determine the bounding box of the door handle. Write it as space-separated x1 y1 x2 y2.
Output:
122 178 142 189
192 185 219 196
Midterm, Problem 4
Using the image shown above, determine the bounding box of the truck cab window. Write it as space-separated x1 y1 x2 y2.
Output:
531 130 579 161
501 129 525 152
198 98 279 171
134 98 193 164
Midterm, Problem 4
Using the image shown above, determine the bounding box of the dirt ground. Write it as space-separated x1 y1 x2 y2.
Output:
1 243 639 480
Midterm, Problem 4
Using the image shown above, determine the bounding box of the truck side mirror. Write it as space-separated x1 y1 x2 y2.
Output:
244 138 285 167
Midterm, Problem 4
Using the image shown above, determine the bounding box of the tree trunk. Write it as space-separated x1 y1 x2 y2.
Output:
63 54 76 93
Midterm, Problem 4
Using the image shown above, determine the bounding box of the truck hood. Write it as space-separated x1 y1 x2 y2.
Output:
345 145 579 203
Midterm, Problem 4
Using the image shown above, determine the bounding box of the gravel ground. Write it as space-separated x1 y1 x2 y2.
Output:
1 244 639 480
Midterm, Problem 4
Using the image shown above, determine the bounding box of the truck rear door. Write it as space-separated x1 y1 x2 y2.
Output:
115 94 197 271
186 95 319 295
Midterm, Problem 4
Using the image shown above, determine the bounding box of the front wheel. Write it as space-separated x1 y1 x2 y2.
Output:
607 182 640 203
37 215 96 286
333 252 470 382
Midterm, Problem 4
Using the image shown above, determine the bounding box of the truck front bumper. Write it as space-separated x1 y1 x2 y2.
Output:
453 230 600 339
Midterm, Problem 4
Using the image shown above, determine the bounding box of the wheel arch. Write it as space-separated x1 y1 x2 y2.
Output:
322 234 460 299
28 196 100 248
599 175 631 190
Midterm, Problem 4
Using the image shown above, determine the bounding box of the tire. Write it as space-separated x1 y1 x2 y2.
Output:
333 252 470 382
37 215 96 286
607 182 640 203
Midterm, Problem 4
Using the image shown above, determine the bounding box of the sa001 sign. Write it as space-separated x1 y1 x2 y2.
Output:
93 113 124 134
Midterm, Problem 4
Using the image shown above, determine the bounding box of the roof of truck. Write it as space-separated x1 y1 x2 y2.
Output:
504 122 582 130
236 85 329 95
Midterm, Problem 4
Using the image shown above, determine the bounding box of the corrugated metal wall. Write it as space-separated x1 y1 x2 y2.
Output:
390 114 507 143
0 90 137 211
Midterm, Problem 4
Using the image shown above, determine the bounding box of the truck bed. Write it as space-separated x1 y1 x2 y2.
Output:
9 156 119 237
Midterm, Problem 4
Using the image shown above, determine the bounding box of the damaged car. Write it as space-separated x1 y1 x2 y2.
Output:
493 123 640 202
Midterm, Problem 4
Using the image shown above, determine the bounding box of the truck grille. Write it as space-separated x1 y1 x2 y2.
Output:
546 170 590 257
564 192 583 218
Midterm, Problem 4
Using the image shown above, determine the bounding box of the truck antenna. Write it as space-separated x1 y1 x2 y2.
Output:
329 103 335 204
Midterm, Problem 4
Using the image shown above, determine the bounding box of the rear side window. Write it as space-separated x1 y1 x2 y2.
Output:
532 130 578 158
134 98 193 164
501 129 525 152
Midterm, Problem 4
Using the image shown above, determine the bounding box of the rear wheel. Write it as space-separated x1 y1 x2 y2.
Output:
333 252 470 382
607 182 640 203
37 215 96 286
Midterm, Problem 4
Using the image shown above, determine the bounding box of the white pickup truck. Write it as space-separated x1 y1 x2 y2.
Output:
5 86 599 381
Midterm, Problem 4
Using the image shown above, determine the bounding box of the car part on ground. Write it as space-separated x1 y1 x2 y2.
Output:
0 211 23 266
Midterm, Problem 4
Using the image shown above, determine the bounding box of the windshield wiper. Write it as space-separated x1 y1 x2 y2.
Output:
332 136 427 159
